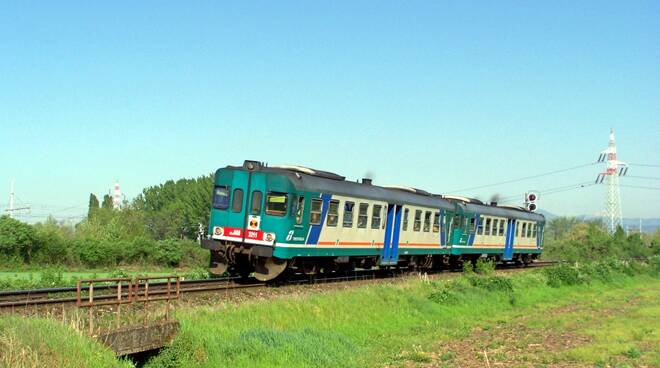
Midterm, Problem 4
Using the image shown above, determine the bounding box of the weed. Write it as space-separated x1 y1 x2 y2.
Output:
543 263 585 287
624 347 641 359
428 286 457 304
440 351 456 361
462 260 475 274
475 258 495 275
109 268 131 279
183 267 211 280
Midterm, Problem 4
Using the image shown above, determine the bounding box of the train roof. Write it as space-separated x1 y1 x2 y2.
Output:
223 161 544 222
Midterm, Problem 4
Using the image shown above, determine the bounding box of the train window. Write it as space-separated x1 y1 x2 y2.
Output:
265 192 288 216
212 186 230 210
477 216 484 235
423 211 431 232
469 217 476 232
358 203 369 228
402 208 409 231
343 202 354 227
310 199 323 225
532 223 537 238
414 210 422 231
484 218 491 235
250 191 262 215
371 205 382 229
295 196 304 224
498 219 505 236
231 189 244 212
491 219 498 236
433 212 440 233
527 223 532 238
327 200 339 227
515 221 520 237
521 223 527 238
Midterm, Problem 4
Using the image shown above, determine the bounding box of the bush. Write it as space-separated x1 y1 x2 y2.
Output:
543 263 585 287
543 259 654 288
39 268 65 287
649 255 660 275
462 260 474 274
475 258 495 275
428 285 457 304
183 267 211 280
0 215 38 262
75 238 121 267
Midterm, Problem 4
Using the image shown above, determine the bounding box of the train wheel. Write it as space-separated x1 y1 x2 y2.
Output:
254 257 289 282
209 250 228 276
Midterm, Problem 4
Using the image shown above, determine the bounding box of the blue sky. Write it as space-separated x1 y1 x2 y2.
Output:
1 1 659 222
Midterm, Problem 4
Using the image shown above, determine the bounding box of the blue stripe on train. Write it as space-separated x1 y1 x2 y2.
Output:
391 205 402 261
467 214 479 246
306 193 332 245
503 219 515 260
382 205 394 262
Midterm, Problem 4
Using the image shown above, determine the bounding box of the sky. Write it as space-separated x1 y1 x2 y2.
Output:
1 1 659 223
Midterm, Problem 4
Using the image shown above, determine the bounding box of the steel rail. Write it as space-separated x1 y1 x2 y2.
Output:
0 261 559 309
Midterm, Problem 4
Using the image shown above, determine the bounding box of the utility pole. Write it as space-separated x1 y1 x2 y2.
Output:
9 180 14 218
596 129 627 233
6 180 30 218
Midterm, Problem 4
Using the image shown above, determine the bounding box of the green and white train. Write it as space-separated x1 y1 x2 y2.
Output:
200 160 545 281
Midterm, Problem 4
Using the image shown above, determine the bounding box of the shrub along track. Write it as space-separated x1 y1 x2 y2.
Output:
0 261 558 315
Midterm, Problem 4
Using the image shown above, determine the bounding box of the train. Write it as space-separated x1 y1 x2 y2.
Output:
200 160 545 281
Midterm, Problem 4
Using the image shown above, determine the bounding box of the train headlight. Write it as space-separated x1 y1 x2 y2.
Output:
214 226 223 236
265 233 274 242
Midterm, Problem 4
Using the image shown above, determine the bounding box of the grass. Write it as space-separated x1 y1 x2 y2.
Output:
0 267 210 290
145 259 659 368
0 259 656 367
0 316 132 368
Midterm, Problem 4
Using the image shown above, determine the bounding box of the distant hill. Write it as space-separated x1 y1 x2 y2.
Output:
534 209 659 233
537 209 558 220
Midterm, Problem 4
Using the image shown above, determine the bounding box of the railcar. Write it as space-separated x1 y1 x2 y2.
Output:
200 160 545 281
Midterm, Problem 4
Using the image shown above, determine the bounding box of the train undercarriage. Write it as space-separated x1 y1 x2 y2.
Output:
202 240 538 282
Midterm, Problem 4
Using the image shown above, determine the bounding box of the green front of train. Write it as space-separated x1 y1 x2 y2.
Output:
201 160 317 281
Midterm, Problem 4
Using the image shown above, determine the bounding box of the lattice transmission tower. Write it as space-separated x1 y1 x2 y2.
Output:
596 129 628 233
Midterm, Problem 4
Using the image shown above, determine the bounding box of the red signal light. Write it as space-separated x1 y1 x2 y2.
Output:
528 193 536 201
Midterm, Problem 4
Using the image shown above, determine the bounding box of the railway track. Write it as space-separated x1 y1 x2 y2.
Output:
0 260 559 309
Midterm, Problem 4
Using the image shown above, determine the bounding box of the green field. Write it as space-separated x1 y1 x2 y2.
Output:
1 260 658 368
146 260 659 368
0 267 209 290
0 270 172 281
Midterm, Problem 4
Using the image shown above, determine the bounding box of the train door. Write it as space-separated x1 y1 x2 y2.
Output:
218 169 249 230
449 215 470 246
467 214 480 245
245 172 267 236
380 204 402 265
503 219 515 260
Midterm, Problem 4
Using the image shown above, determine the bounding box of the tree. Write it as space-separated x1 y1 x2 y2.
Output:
0 215 38 262
102 194 113 210
88 193 100 219
133 174 213 239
